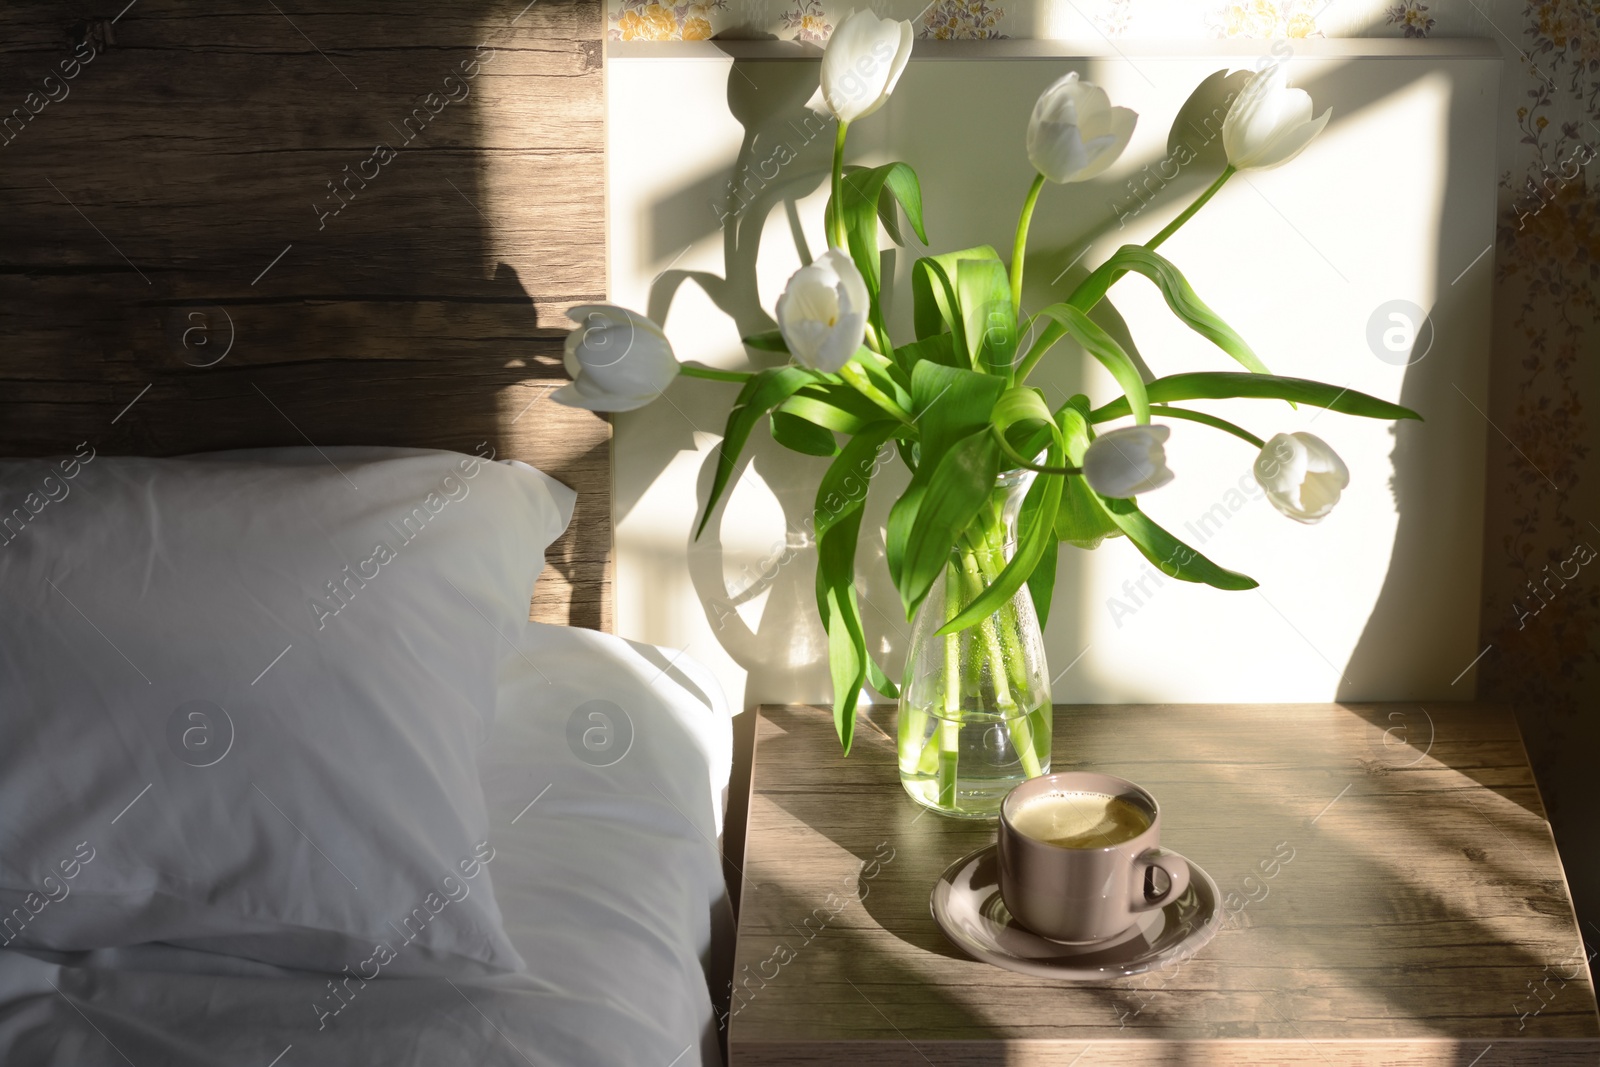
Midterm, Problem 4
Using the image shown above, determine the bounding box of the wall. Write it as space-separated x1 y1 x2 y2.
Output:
606 0 1600 929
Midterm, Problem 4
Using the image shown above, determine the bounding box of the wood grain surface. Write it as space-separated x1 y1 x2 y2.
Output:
0 0 610 628
729 704 1600 1066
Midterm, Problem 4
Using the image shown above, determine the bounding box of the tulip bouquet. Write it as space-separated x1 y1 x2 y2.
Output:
557 14 1420 812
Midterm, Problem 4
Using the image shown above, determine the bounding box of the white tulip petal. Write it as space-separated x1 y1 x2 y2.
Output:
776 250 870 373
553 303 678 413
1067 107 1137 182
551 381 656 413
1279 87 1315 128
1028 73 1137 184
1223 64 1331 171
818 10 912 124
813 313 866 373
1073 86 1114 139
1254 432 1348 523
832 248 871 313
883 20 913 96
1083 424 1174 498
1250 107 1332 171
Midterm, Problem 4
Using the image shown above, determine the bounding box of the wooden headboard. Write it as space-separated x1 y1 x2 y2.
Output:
0 0 610 629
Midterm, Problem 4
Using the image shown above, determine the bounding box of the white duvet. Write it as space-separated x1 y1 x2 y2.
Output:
0 623 734 1067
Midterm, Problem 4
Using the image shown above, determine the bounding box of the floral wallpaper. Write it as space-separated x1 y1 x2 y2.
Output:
605 0 1600 930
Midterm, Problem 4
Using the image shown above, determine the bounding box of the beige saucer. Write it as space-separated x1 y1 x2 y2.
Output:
930 843 1222 980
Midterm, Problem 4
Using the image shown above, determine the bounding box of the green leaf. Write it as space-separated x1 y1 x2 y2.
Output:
911 254 961 345
1054 396 1122 549
1023 244 1271 386
866 656 899 702
839 163 926 352
813 421 897 546
894 332 964 370
1027 527 1060 631
1062 258 1120 315
822 580 865 754
1102 246 1272 376
1090 372 1423 423
1035 303 1151 425
873 163 928 249
814 423 901 752
1057 475 1122 549
888 430 1002 620
741 329 789 353
1056 394 1096 462
856 353 914 414
911 244 1004 348
770 410 838 456
694 366 818 539
910 361 1008 466
957 258 1018 376
989 386 1056 468
938 440 1065 636
1099 496 1258 590
778 388 880 436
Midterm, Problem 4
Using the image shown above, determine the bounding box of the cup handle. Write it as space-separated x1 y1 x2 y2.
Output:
1129 847 1191 912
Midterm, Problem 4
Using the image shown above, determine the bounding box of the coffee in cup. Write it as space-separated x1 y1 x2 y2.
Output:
1008 790 1151 849
997 772 1190 943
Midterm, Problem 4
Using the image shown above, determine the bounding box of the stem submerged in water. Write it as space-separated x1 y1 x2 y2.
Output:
905 480 1049 813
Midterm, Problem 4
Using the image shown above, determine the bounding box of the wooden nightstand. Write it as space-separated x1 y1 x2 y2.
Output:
726 703 1600 1066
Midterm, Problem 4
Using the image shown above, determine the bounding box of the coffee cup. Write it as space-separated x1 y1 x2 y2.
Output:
997 771 1190 942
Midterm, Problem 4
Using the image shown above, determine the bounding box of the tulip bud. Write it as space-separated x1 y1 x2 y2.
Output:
1222 64 1332 171
807 10 914 124
1253 432 1349 523
1027 72 1138 184
552 305 679 412
775 249 871 374
1083 424 1174 498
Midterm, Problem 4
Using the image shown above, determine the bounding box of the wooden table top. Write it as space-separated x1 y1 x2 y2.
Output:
727 703 1600 1066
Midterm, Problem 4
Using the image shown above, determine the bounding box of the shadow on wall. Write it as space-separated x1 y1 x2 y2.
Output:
635 51 1468 705
644 58 846 703
635 57 1269 707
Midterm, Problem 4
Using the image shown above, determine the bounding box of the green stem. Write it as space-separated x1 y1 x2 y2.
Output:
1013 167 1236 387
866 317 894 361
918 487 1051 811
1010 173 1047 317
935 565 962 806
943 567 961 717
838 361 912 423
1141 403 1265 448
829 120 849 250
992 430 1083 477
1147 165 1235 252
962 547 1042 780
679 363 753 383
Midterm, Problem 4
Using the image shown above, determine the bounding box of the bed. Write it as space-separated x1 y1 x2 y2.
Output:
0 2 734 1063
0 596 734 1067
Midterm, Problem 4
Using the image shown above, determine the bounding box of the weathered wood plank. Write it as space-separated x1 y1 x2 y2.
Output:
0 0 609 629
729 704 1600 1065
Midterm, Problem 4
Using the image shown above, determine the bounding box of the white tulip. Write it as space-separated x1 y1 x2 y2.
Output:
1221 64 1332 171
776 249 870 374
1082 424 1174 498
1026 72 1138 184
553 305 679 412
807 10 913 125
1253 432 1349 523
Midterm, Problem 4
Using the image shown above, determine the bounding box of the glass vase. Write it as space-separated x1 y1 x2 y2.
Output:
896 468 1052 819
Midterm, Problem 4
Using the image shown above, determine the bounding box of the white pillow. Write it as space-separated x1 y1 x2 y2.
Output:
0 446 574 977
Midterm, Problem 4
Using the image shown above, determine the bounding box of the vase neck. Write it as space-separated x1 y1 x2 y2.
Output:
951 467 1034 570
